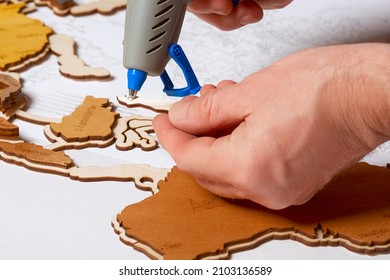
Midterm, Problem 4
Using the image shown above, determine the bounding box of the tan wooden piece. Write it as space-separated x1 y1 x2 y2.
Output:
49 34 110 80
117 96 173 113
0 3 52 71
0 141 74 169
0 73 22 113
114 164 390 260
0 117 19 137
49 95 119 143
44 124 114 151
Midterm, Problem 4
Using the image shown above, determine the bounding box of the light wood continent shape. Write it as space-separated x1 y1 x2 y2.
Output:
0 3 52 71
50 95 119 142
114 164 390 260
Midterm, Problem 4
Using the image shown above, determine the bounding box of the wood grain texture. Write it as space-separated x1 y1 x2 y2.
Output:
0 3 52 70
114 163 390 259
50 95 119 142
0 117 19 137
0 141 74 169
49 34 110 80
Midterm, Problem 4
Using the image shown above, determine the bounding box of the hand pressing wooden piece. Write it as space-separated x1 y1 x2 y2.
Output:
0 3 52 71
46 96 118 150
113 164 390 260
49 34 110 80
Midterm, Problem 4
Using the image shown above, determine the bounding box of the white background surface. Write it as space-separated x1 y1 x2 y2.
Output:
1 0 390 259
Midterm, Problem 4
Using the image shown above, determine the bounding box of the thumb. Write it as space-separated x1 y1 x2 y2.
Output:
168 83 249 135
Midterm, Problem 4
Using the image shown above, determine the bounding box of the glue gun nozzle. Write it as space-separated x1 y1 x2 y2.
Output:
128 89 138 100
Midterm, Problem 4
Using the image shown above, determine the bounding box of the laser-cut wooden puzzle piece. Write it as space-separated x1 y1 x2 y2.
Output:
113 116 158 151
0 3 52 71
0 139 167 192
49 34 110 80
0 72 22 112
34 0 125 16
44 124 114 151
70 0 126 16
69 165 169 193
113 164 390 260
0 117 19 137
117 96 173 113
49 95 119 143
0 72 26 120
0 140 74 174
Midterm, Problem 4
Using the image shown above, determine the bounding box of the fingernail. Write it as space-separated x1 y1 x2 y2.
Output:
211 9 228 15
169 97 193 123
239 14 258 25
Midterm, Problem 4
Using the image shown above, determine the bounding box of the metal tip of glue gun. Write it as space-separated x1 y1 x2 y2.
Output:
128 89 138 100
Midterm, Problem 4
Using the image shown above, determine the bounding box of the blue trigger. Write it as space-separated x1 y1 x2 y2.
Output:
160 44 200 97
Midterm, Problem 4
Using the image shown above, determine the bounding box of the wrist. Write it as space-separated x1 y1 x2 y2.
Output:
333 43 390 150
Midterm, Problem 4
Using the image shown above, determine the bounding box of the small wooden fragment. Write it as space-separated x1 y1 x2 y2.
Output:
48 0 74 10
113 116 158 151
0 117 19 137
49 34 110 80
0 72 22 113
114 163 390 260
117 96 173 113
49 95 119 143
0 3 52 71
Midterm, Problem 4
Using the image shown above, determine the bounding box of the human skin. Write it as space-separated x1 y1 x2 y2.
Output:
153 43 390 210
187 0 293 30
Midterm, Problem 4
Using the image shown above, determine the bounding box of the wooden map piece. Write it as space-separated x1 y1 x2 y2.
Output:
0 117 19 137
48 0 74 10
0 72 22 112
44 124 114 151
49 34 110 80
49 95 119 143
0 3 52 71
15 110 60 125
0 140 167 192
0 72 26 120
113 116 158 151
70 0 126 16
69 165 169 193
33 0 125 16
0 140 74 171
117 96 173 113
113 164 390 260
